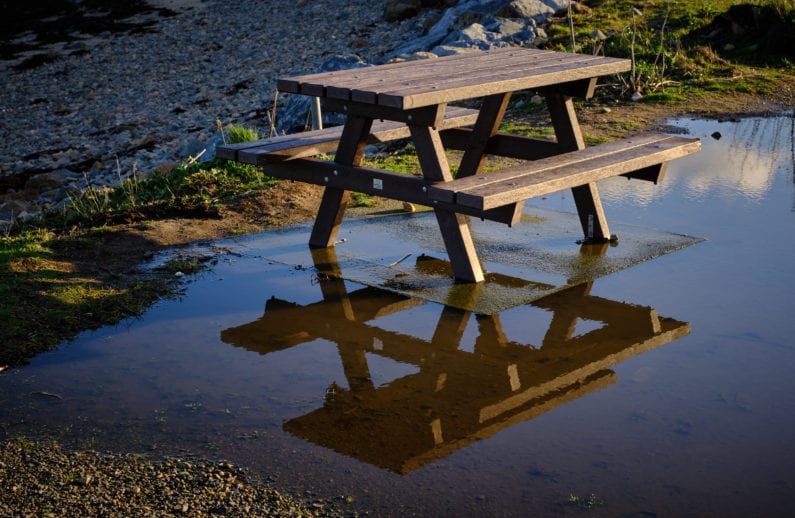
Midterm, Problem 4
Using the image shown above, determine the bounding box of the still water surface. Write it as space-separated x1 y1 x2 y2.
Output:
2 114 794 516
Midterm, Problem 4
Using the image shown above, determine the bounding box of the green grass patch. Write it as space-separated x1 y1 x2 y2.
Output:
0 229 177 366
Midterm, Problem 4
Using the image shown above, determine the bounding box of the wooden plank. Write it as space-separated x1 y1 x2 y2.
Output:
220 106 478 164
373 54 602 108
378 56 630 109
321 98 446 127
276 48 562 95
277 50 629 109
345 51 570 103
544 91 611 241
428 133 675 203
261 158 521 226
452 137 701 210
440 129 563 160
287 48 539 98
348 49 566 94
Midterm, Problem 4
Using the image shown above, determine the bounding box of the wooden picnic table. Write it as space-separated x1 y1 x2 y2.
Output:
218 47 700 283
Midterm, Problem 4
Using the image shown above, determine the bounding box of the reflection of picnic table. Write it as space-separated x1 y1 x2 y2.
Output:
221 253 690 474
218 48 700 282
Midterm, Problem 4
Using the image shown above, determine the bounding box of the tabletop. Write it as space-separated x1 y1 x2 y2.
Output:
277 48 630 110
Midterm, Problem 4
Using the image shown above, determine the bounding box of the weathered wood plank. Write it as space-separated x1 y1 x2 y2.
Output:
428 133 675 203
276 48 560 95
343 50 568 102
456 93 512 178
219 106 479 163
440 129 563 160
378 56 629 109
450 137 701 210
410 124 484 282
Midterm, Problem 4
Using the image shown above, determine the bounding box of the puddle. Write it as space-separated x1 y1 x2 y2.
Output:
2 113 795 516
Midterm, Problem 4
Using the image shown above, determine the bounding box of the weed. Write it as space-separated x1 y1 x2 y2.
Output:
351 192 377 207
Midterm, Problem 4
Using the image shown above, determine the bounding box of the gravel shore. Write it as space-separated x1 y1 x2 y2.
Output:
0 438 345 517
0 0 426 213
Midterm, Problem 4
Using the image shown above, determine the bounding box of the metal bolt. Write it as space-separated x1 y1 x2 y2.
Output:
324 176 329 183
422 186 427 192
333 170 338 175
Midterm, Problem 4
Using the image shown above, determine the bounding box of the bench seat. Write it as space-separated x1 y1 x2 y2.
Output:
427 133 701 211
216 106 479 165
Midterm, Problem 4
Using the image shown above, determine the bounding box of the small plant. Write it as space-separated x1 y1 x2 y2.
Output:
225 124 260 144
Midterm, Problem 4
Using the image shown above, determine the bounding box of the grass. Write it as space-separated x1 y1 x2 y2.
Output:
0 229 175 366
541 0 795 98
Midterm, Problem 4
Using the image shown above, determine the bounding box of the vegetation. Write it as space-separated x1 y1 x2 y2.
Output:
541 0 795 99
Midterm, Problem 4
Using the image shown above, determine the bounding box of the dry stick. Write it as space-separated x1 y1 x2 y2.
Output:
652 2 671 90
630 8 638 92
268 90 280 138
568 0 576 52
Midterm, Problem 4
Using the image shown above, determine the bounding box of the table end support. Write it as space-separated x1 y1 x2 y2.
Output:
309 187 350 248
435 210 485 283
571 183 612 243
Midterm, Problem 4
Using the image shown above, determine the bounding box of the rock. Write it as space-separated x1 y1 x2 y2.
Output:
498 0 558 22
275 55 369 134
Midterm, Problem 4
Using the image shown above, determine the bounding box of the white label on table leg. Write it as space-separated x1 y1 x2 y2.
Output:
373 178 383 190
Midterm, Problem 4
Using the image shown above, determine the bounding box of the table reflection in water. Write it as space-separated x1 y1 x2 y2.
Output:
221 249 689 474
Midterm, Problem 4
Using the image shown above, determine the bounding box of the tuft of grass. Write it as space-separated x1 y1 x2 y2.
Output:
225 124 260 144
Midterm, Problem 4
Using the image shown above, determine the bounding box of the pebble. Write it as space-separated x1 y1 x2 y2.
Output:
0 437 344 516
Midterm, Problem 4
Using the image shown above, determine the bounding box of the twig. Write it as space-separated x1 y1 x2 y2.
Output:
182 148 206 168
268 89 279 138
568 0 576 52
387 253 412 268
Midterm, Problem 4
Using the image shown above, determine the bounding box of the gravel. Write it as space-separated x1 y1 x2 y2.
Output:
0 0 429 214
0 437 345 517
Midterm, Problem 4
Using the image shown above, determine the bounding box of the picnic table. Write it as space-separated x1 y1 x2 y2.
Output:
218 47 700 283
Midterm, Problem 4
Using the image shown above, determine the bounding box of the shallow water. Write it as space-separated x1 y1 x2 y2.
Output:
2 114 795 516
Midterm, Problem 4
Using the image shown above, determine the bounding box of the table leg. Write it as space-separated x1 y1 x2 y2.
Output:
457 93 512 178
410 124 485 283
545 93 613 242
309 115 373 248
